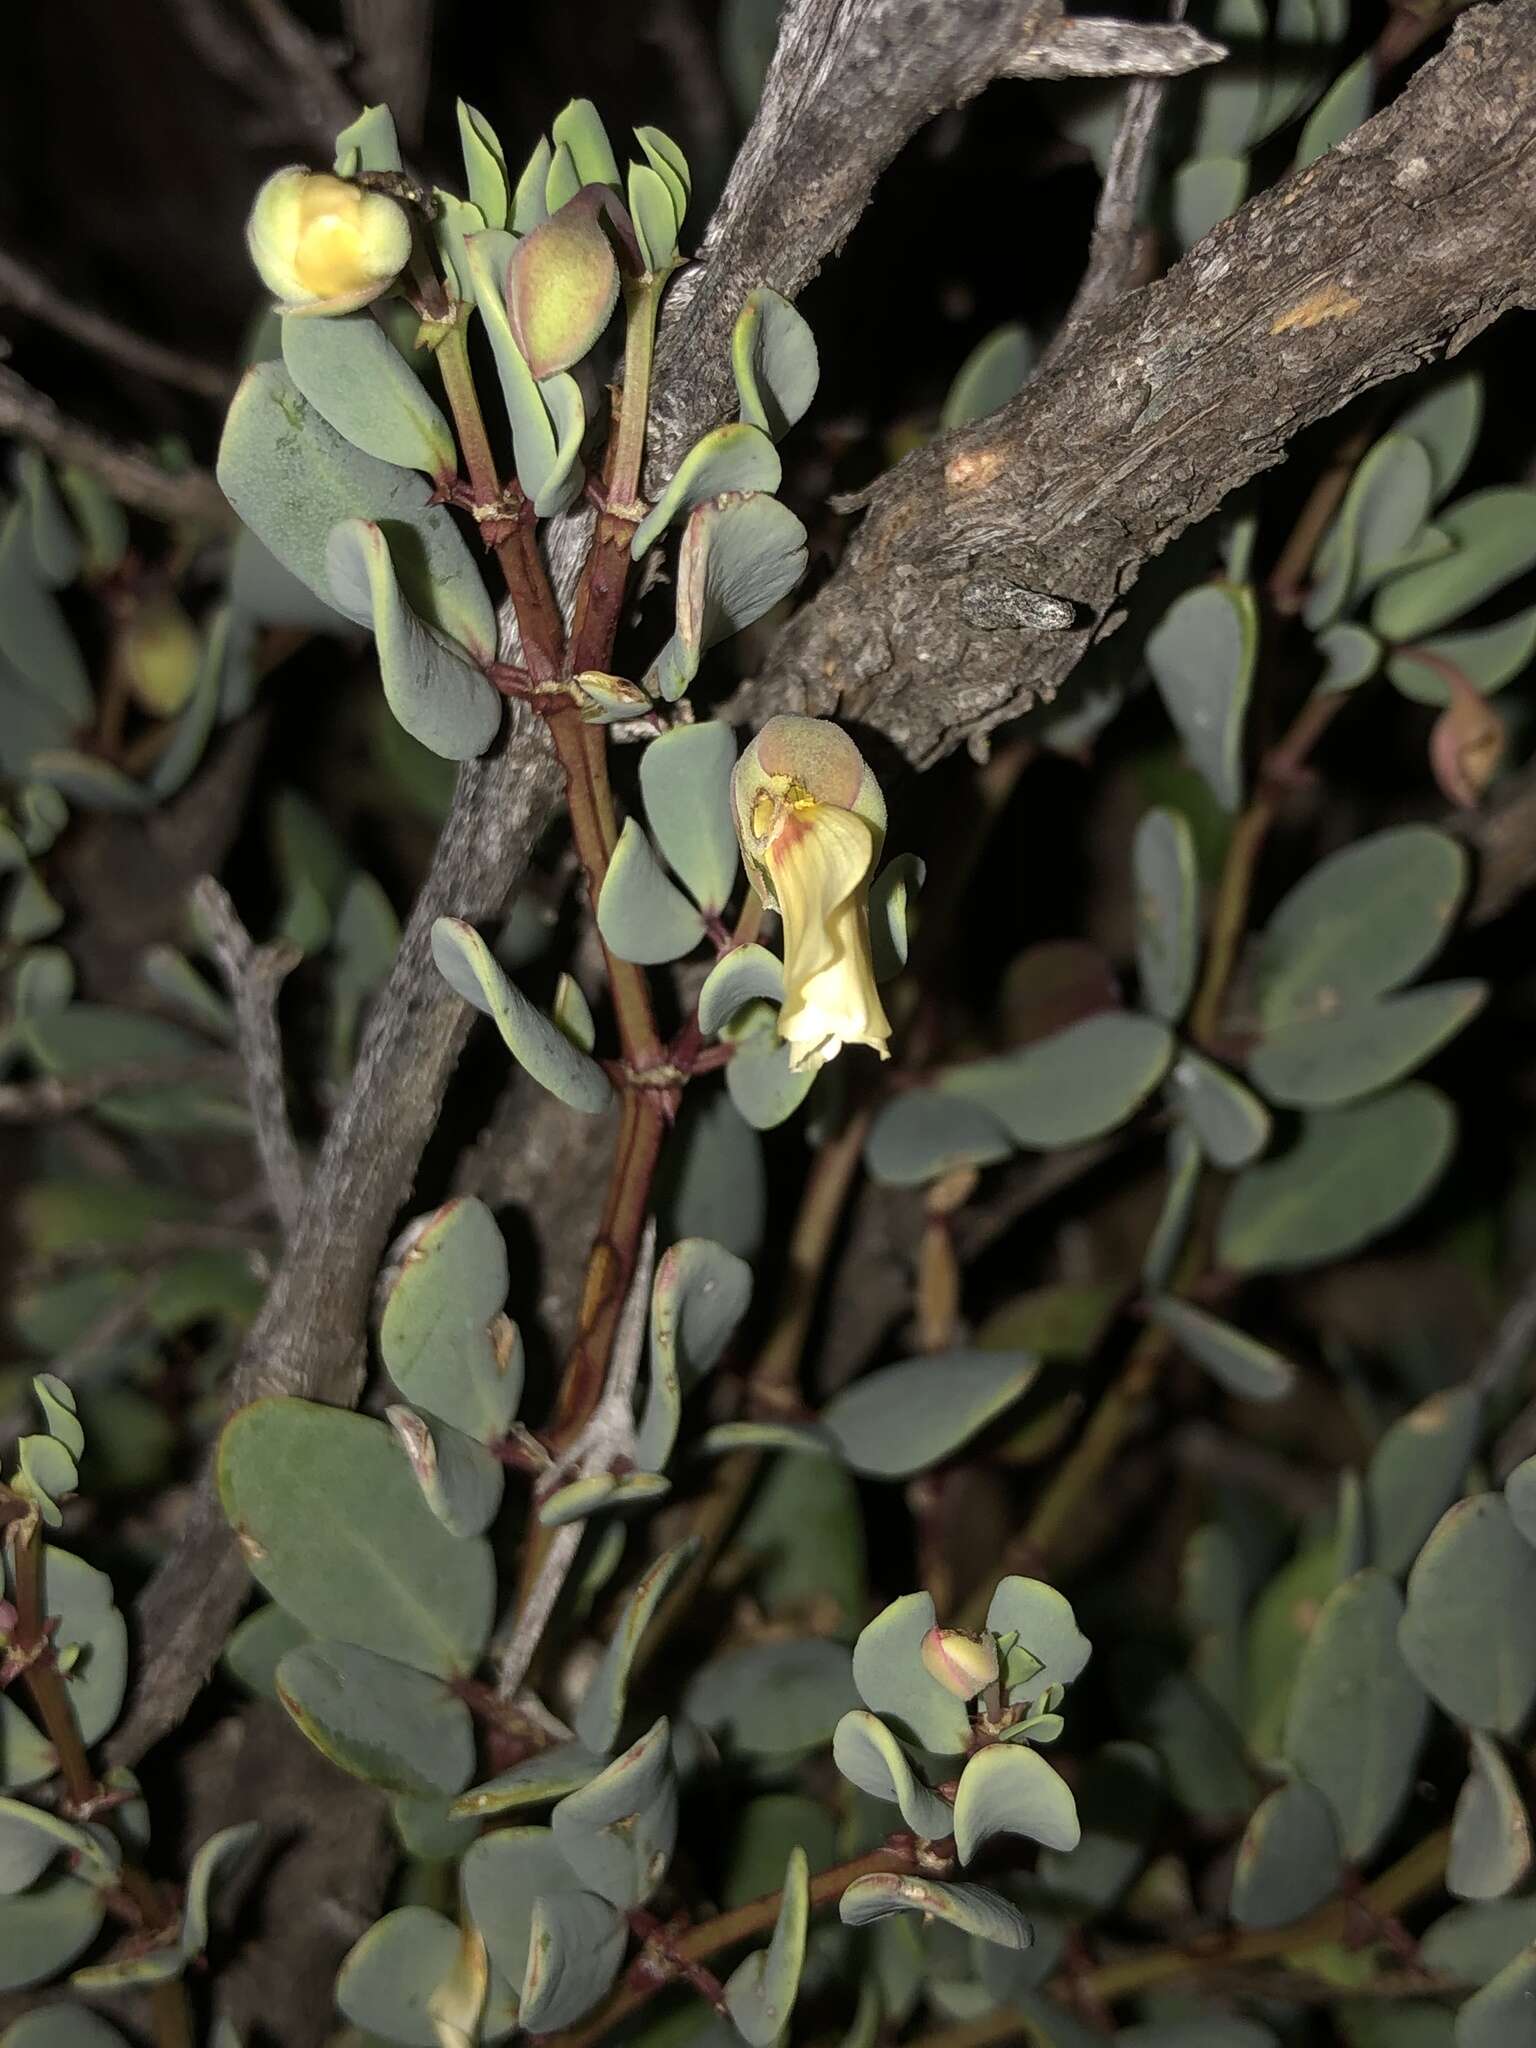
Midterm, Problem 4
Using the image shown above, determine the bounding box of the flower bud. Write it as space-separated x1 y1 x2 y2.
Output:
246 166 412 317
122 597 201 717
508 191 620 379
1429 668 1504 811
732 714 892 1074
920 1626 1000 1701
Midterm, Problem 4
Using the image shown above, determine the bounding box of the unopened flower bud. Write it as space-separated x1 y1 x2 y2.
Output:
732 714 892 1074
246 166 412 317
508 191 620 379
920 1625 999 1701
122 597 201 717
1429 667 1504 811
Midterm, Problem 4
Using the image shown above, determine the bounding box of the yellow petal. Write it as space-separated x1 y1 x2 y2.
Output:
768 804 891 1071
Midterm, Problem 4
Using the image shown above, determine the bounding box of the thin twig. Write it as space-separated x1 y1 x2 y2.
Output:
0 1277 159 1452
342 0 434 148
1044 2 1188 363
1173 1419 1334 1518
0 247 232 401
0 1054 243 1122
20 1219 274 1280
192 877 306 1234
0 366 234 529
492 1225 656 1700
240 0 359 147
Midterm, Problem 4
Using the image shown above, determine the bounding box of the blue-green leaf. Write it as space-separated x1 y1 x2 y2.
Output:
519 1890 626 2032
457 100 510 227
462 231 585 517
1369 1386 1481 1576
596 818 707 964
1217 1085 1457 1273
574 1539 700 1754
637 1237 752 1471
432 918 612 1113
380 1196 520 1443
953 1743 1079 1862
1400 1495 1536 1735
940 1013 1173 1149
634 426 780 559
941 324 1034 432
832 1711 953 1839
1295 53 1373 168
822 1351 1039 1479
864 1090 1013 1188
0 1879 103 1991
333 104 402 175
1145 581 1257 811
327 519 501 760
647 494 808 702
1257 827 1467 1029
217 1400 495 1680
1248 982 1485 1109
552 1716 676 1908
1284 1569 1428 1862
732 289 819 442
1168 1050 1271 1170
640 721 740 913
1230 1777 1342 1929
387 1405 504 1539
724 1847 810 2045
851 1593 972 1754
1133 808 1198 1023
1148 1297 1296 1402
699 945 784 1037
1374 487 1536 643
838 1874 1030 1950
283 313 456 476
1448 1731 1532 1902
217 363 496 659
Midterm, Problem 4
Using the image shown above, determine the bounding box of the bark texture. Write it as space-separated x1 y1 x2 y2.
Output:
738 0 1536 765
112 714 559 1764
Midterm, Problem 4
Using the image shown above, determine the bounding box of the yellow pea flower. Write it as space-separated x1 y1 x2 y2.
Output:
245 166 412 317
733 714 892 1073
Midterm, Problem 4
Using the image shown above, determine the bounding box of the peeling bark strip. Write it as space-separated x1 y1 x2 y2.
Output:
743 0 1536 767
649 0 1223 483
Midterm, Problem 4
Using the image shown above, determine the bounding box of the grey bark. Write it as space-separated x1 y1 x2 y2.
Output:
736 1 1536 765
112 715 559 1765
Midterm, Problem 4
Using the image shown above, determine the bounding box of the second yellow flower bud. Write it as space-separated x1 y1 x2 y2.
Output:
246 167 412 317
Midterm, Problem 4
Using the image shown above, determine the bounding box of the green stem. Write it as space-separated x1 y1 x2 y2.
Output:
609 274 667 512
568 275 667 676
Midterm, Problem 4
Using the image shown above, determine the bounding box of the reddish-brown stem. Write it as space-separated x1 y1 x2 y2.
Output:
546 1089 671 1449
541 1845 916 2048
12 1524 97 1811
1266 426 1371 616
626 1909 730 2014
11 1518 192 2048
